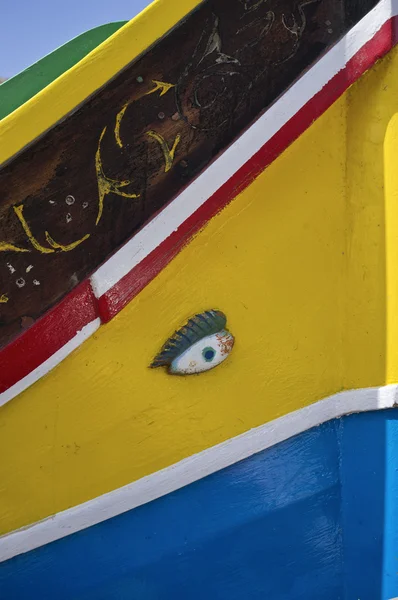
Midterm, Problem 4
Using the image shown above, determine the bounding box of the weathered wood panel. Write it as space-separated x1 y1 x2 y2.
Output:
0 0 378 348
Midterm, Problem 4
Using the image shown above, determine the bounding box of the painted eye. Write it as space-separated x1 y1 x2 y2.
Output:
150 309 234 375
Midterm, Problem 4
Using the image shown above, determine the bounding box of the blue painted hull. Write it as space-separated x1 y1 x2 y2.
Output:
2 410 398 600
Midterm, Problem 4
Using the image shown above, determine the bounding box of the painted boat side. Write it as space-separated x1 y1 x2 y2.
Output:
0 0 396 407
1 384 395 563
0 0 204 166
0 5 397 598
0 0 382 351
2 40 398 537
1 409 397 600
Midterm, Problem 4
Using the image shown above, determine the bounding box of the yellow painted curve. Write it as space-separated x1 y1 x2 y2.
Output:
1 48 398 535
385 111 398 383
0 0 203 166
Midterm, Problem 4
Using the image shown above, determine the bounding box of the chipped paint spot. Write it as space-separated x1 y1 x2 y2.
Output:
216 332 235 356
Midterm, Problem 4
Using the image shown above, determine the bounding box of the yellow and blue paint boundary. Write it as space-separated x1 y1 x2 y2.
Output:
1 406 398 599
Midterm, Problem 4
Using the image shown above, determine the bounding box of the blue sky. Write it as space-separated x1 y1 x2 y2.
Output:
0 0 153 78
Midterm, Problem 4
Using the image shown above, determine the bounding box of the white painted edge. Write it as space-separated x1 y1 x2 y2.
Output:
91 0 398 298
1 383 397 562
0 319 101 409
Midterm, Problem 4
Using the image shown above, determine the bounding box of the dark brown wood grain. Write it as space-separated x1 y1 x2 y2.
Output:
0 0 379 348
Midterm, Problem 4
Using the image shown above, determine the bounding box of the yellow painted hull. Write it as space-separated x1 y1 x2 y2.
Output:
2 43 398 536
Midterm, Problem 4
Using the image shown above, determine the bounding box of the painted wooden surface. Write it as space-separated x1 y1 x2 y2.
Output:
0 88 347 533
0 23 127 121
0 1 205 166
0 1 393 407
0 419 344 600
1 384 395 563
385 111 398 385
2 410 398 600
0 0 379 349
341 411 388 599
2 37 398 536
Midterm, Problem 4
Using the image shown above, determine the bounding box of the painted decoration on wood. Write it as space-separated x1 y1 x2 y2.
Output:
0 0 379 349
151 310 234 374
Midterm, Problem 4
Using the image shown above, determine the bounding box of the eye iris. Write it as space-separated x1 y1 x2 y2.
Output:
203 347 216 362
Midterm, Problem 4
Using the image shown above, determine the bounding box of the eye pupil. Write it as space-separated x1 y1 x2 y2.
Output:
203 347 216 362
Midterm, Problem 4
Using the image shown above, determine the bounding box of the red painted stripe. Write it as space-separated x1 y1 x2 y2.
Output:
98 17 396 322
0 281 98 394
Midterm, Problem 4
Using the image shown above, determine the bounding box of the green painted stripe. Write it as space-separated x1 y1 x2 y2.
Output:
0 22 127 121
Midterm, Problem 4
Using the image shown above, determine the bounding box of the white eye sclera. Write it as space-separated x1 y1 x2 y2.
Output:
170 331 234 375
150 309 234 376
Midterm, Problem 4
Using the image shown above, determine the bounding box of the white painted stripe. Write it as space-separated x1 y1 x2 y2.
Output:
91 0 397 298
1 383 397 562
0 319 101 409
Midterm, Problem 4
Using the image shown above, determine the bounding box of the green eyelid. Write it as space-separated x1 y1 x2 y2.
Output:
150 309 227 368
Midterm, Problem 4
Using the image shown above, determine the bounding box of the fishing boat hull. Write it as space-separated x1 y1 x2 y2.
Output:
1 0 398 598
